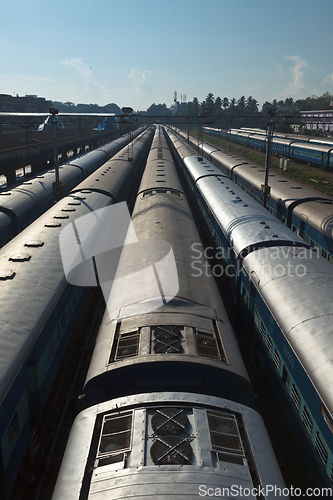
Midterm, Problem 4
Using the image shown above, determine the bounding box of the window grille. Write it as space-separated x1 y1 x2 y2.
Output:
254 310 260 328
260 322 266 341
207 411 244 457
115 331 140 360
302 406 313 436
266 335 273 354
97 411 132 459
291 384 301 413
315 432 328 467
8 412 19 450
196 331 220 359
273 350 281 371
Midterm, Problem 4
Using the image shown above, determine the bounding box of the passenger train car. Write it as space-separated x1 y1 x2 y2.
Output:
166 128 333 485
51 127 288 499
0 128 145 248
0 128 154 499
174 127 333 264
206 127 333 169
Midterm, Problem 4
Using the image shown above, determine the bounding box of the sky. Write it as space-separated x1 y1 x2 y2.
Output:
1 0 333 112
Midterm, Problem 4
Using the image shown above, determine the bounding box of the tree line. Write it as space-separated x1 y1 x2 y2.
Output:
52 91 333 134
142 92 333 133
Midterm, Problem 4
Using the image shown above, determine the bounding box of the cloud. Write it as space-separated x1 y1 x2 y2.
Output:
281 55 309 96
60 57 106 96
323 73 333 85
129 66 151 96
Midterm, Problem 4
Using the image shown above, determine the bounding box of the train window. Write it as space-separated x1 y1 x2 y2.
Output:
8 412 20 451
153 325 183 354
282 366 290 388
254 310 260 329
315 432 328 467
260 322 266 341
291 384 301 413
196 331 220 359
97 411 133 463
302 406 313 436
320 403 333 433
207 411 245 464
266 335 273 354
273 350 281 371
115 331 140 360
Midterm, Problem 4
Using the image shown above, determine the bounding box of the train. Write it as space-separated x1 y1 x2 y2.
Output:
205 127 333 169
0 127 154 499
51 126 288 499
165 127 333 485
0 127 146 248
239 128 333 148
173 127 333 265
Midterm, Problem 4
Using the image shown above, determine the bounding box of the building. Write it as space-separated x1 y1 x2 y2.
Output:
0 94 52 113
300 109 333 134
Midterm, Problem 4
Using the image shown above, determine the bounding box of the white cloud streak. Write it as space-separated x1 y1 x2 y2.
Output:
281 55 309 96
60 57 106 96
129 66 151 96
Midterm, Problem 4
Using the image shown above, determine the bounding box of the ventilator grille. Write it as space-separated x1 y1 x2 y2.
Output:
152 408 189 435
153 325 183 354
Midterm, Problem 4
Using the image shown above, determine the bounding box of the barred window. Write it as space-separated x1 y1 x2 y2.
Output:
291 384 301 413
115 331 140 360
207 411 244 458
273 350 281 371
254 310 260 329
97 411 132 459
260 322 266 341
266 335 273 354
315 432 328 467
8 412 19 450
302 406 313 436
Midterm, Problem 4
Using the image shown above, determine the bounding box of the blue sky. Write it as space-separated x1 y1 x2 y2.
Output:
1 0 333 111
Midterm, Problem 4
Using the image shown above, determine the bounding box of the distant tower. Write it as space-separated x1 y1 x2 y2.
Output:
174 90 177 104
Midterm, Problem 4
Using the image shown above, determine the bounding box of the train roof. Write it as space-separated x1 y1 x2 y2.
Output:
243 247 333 418
51 392 286 500
0 190 111 406
182 156 305 257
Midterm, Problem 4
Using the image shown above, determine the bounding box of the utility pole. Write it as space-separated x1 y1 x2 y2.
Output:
50 107 63 201
262 110 275 208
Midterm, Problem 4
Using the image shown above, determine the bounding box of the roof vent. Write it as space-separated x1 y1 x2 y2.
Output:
44 221 61 228
9 253 31 262
24 240 44 247
0 270 15 280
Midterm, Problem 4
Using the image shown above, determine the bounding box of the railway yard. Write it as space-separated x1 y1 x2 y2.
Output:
1 124 333 499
